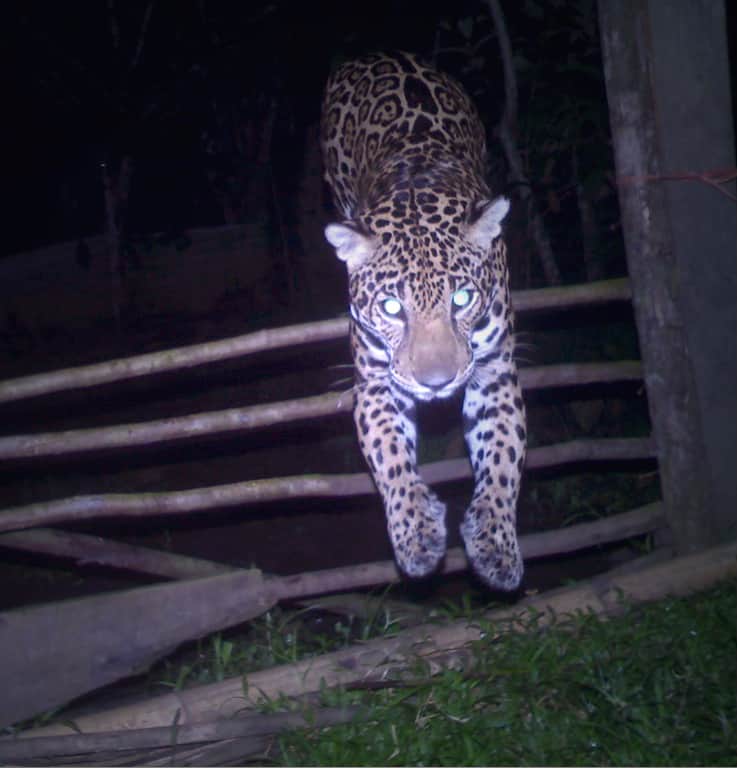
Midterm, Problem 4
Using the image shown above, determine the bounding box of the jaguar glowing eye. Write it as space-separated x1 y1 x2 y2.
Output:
382 298 403 316
452 289 473 308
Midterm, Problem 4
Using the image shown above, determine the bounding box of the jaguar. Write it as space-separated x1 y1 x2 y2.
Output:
320 52 526 590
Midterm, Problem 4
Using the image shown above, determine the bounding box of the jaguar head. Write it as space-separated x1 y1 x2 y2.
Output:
326 197 510 400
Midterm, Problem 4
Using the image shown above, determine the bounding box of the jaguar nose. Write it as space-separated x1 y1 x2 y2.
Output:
416 366 456 390
409 317 468 392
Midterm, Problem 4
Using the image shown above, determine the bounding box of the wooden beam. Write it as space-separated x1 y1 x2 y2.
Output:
0 568 270 730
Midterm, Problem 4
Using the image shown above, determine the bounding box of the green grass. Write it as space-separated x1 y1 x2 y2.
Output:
14 577 734 767
275 579 736 766
151 593 405 692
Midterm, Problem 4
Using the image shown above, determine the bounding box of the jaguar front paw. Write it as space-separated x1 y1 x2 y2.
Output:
460 504 523 591
386 484 447 579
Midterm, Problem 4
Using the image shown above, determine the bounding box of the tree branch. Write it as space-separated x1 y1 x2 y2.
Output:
130 1 154 71
485 0 563 285
486 0 517 132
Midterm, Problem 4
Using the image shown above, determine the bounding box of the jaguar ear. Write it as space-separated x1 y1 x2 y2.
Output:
325 222 376 270
466 196 510 250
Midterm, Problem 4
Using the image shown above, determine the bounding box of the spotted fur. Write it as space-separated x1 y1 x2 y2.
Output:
320 52 526 590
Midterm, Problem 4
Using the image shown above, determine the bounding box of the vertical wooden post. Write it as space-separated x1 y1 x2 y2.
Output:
597 0 717 552
644 0 737 542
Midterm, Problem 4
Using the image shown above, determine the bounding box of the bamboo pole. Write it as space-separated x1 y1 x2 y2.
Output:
0 437 655 533
0 279 630 405
15 539 733 738
0 361 642 461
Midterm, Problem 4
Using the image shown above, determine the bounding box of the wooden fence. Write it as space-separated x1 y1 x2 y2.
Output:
0 277 659 570
0 276 670 728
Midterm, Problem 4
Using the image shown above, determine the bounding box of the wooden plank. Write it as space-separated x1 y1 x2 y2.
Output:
0 502 665 730
0 706 360 762
15 539 734 738
0 568 270 730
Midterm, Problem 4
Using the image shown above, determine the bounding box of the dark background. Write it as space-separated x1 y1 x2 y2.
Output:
4 1 735 258
4 1 619 267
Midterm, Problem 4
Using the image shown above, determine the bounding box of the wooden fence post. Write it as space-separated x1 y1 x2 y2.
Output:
597 0 718 552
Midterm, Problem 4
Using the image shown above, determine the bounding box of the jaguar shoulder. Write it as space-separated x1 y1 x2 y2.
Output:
320 52 526 590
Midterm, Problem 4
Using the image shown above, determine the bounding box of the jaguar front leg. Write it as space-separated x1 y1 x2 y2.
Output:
461 349 527 590
353 377 447 579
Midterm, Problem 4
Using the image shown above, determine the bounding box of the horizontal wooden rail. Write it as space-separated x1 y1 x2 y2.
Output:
0 501 666 733
0 437 655 533
18 527 732 744
513 276 631 312
0 528 237 580
0 390 353 461
0 278 630 405
0 360 642 461
0 501 665 587
276 501 667 592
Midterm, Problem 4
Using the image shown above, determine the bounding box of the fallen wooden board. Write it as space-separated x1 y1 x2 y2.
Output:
0 502 665 731
0 568 271 730
0 705 360 763
16 540 735 738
